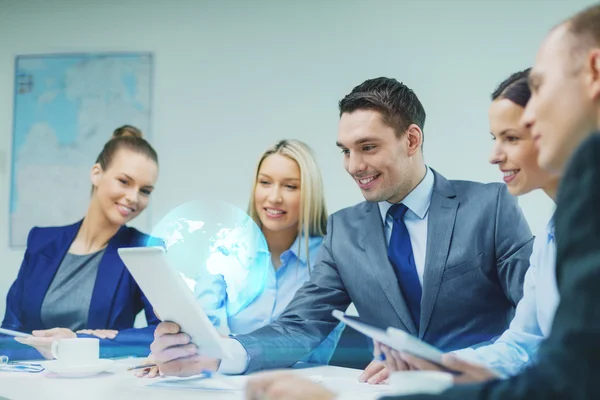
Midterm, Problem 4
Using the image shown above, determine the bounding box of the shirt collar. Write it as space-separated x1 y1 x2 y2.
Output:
281 235 322 264
378 166 434 223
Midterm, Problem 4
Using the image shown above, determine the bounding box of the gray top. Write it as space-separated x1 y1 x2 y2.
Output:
40 249 105 331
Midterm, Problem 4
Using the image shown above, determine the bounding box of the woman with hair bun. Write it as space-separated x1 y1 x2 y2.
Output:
1 125 161 360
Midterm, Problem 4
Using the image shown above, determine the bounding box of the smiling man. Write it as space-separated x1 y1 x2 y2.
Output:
147 77 533 380
334 78 533 383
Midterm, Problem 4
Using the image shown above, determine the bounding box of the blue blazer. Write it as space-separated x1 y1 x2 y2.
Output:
1 221 160 359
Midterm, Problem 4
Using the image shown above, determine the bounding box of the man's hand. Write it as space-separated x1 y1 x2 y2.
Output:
400 352 501 384
14 328 77 359
76 329 119 339
134 353 162 378
360 360 389 384
245 371 336 400
150 321 220 377
360 341 410 384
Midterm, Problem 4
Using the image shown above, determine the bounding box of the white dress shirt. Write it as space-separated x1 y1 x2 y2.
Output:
378 166 434 286
452 216 559 376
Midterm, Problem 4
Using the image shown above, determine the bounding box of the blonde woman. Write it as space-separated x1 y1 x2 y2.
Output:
139 139 344 377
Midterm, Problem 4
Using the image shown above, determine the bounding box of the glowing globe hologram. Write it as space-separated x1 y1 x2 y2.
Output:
150 200 270 317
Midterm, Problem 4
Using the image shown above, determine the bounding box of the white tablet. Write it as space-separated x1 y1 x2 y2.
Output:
0 328 32 338
385 327 505 377
118 246 231 359
332 310 443 364
385 327 443 364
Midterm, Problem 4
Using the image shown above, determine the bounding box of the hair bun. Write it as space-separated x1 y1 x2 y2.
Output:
112 125 143 139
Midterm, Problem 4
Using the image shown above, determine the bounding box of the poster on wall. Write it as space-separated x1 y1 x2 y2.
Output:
9 52 154 248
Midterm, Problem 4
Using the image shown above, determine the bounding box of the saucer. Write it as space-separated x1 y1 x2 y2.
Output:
43 359 114 378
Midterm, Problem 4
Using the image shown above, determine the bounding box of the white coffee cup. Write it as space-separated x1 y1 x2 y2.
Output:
51 338 100 365
388 371 453 395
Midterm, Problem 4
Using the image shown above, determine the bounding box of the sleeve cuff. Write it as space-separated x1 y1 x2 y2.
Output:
217 337 249 375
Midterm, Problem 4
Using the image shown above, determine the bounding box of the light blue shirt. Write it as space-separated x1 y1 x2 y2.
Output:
452 216 559 376
196 235 344 365
378 166 435 285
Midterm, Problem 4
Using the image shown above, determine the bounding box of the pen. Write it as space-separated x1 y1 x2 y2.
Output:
127 363 156 371
200 369 214 378
372 341 386 362
9 361 43 367
127 363 215 378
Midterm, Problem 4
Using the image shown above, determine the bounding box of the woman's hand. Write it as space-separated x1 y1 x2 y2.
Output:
76 329 119 339
14 328 77 359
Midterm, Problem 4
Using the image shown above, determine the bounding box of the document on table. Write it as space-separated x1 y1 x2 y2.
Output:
146 374 325 391
145 373 392 397
146 374 250 391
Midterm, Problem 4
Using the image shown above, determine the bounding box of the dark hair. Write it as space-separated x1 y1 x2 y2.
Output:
491 68 532 108
113 125 143 139
95 125 158 170
338 77 427 145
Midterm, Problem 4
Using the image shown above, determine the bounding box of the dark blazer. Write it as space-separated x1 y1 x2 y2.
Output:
1 220 160 359
386 134 600 400
236 169 533 373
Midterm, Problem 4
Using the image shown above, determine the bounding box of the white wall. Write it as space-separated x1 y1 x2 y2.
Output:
0 0 595 319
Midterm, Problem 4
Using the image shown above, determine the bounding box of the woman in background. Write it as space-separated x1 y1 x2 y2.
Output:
1 126 161 360
140 139 344 377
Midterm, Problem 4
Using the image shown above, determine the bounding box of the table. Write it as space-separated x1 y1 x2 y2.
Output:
0 358 395 400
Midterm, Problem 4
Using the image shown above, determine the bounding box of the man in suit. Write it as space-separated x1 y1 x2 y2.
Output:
148 77 533 378
243 4 600 400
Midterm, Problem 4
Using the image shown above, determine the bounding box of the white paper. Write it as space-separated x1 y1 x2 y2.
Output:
147 374 324 392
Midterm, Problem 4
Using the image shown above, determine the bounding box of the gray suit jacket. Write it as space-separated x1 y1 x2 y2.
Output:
236 169 533 373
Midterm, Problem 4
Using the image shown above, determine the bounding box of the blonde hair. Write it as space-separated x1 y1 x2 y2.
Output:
247 139 328 269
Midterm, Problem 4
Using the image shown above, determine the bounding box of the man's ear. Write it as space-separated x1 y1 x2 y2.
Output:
405 124 423 156
587 49 600 101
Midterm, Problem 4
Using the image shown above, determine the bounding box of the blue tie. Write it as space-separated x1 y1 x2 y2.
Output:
387 203 422 327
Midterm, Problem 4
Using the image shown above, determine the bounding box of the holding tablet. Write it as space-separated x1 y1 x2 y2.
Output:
118 247 232 360
332 310 443 365
0 328 32 338
332 310 507 379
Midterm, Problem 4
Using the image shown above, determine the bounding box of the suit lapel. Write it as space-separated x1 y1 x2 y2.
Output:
360 203 418 335
87 226 130 329
419 171 458 338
